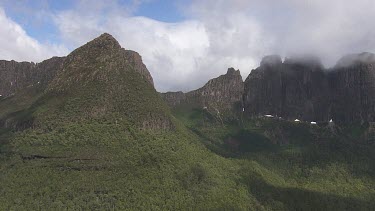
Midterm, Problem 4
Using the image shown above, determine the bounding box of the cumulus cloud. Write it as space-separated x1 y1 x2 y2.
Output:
52 0 269 91
53 2 211 91
109 17 211 91
0 7 67 62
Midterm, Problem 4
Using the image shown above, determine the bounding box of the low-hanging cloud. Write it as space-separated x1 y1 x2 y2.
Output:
189 0 375 66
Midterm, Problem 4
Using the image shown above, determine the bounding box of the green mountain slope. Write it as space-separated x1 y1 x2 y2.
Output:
170 107 375 210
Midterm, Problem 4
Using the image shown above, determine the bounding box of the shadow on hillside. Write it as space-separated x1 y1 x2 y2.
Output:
241 172 375 211
190 123 375 178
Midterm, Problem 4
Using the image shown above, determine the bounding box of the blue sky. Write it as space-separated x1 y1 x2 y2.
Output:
1 0 375 92
133 0 188 22
0 0 189 45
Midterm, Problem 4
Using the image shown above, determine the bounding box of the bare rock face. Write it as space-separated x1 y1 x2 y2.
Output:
161 68 244 115
0 57 65 97
244 56 330 122
329 53 375 123
244 53 375 123
161 91 186 107
124 50 154 86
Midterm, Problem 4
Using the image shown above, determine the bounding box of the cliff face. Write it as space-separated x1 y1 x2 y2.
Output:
244 53 375 123
123 50 154 86
161 68 244 115
329 53 375 123
0 57 65 97
244 56 330 121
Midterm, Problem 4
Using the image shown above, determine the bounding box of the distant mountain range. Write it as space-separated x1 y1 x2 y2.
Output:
2 38 375 124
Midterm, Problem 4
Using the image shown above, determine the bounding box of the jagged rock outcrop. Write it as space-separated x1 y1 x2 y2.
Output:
161 68 244 115
0 57 65 97
124 50 154 86
244 53 375 123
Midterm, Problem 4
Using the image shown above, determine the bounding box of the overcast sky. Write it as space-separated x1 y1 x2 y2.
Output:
1 0 375 92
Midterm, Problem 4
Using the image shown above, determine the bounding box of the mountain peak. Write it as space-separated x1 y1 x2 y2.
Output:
40 32 172 130
87 33 121 50
226 67 240 75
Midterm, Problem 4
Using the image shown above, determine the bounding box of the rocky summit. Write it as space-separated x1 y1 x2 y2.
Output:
161 68 244 116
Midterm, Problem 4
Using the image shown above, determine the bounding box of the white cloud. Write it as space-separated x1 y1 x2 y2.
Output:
109 17 211 91
0 7 67 62
53 1 268 92
53 4 212 92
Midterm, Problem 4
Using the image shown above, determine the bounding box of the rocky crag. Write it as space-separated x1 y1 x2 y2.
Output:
161 68 244 116
243 55 330 122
